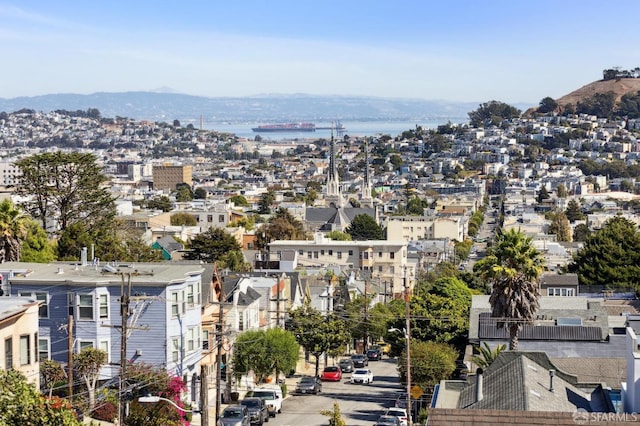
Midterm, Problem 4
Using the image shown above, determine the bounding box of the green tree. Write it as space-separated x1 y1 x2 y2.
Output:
474 228 545 350
547 210 572 242
15 152 116 234
573 223 591 242
397 340 457 389
325 230 352 241
194 187 208 199
120 234 165 262
406 197 426 215
258 191 275 214
175 183 193 202
537 96 558 114
320 402 346 426
232 329 299 382
343 294 392 349
74 347 107 411
0 199 29 262
286 303 350 377
56 222 93 260
147 195 173 212
470 342 506 368
40 359 66 398
556 184 568 198
0 369 81 425
230 194 249 207
536 186 550 203
183 227 241 262
20 220 57 262
256 208 306 250
218 249 252 272
468 100 521 127
170 212 197 226
568 216 640 290
565 199 585 223
345 214 383 240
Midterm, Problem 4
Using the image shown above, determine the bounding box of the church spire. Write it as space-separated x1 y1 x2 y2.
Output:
326 122 343 207
362 137 373 207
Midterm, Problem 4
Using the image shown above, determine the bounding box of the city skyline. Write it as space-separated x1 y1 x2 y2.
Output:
2 0 640 104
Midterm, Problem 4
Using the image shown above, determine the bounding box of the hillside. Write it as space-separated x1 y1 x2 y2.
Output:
556 78 640 107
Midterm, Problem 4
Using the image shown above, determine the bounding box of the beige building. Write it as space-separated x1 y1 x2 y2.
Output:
386 216 467 242
268 233 410 292
153 164 193 191
0 297 40 388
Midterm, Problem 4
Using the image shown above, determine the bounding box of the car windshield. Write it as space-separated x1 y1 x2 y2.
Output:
324 366 339 372
252 391 275 400
300 377 315 383
354 369 368 374
222 409 243 418
352 355 364 359
339 359 351 364
241 400 259 407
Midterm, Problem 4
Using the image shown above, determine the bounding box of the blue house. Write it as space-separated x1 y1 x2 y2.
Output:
1 261 203 395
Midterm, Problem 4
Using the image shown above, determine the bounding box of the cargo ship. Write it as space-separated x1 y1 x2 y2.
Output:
252 122 316 132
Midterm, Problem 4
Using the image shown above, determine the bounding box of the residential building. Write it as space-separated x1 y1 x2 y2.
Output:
3 261 203 397
0 297 40 387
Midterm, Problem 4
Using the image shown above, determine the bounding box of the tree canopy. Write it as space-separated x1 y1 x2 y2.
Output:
467 100 521 127
256 208 307 250
14 152 117 234
568 216 640 290
397 340 458 389
183 227 242 263
474 228 545 350
345 214 383 240
232 328 299 382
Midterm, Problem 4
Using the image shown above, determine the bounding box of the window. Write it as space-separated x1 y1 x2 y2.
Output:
38 338 49 362
79 341 94 351
337 251 342 259
171 292 179 317
78 294 94 320
20 335 30 366
218 215 225 223
99 340 109 360
5 337 12 370
378 252 383 258
99 294 109 319
378 265 383 273
320 250 325 255
187 285 194 308
172 338 180 362
307 251 312 259
313 251 318 259
363 252 369 260
239 312 244 331
328 250 333 256
202 330 210 350
18 292 48 318
348 250 353 256
298 250 303 255
547 288 575 297
390 252 395 259
207 215 213 223
187 327 195 351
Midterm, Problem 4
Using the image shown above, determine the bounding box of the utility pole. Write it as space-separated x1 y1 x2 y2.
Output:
404 267 412 426
200 364 209 426
119 273 130 426
215 301 223 422
363 277 369 352
67 313 73 400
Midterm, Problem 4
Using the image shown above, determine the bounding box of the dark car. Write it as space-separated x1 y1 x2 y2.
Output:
240 397 269 425
374 415 401 426
295 376 322 394
218 404 250 426
366 347 382 361
338 358 354 373
351 353 368 367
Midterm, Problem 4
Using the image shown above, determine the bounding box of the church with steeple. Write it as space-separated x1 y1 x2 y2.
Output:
304 126 378 233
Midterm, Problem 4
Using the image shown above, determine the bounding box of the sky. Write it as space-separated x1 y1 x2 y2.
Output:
1 0 640 104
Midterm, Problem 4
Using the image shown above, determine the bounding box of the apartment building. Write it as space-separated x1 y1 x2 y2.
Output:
0 297 40 388
153 164 193 191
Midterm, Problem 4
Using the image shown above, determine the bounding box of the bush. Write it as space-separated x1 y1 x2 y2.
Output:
91 401 117 422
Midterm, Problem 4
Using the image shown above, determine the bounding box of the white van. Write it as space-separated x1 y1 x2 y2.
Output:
247 385 283 417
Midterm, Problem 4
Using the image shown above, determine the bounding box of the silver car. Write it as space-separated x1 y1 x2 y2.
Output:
217 404 250 426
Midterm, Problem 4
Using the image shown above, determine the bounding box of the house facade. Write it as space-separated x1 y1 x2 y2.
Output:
2 262 203 391
0 297 40 388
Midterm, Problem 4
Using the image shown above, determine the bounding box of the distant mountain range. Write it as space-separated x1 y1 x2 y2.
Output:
0 92 533 124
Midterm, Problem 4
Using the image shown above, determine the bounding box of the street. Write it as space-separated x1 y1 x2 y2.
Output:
274 357 403 426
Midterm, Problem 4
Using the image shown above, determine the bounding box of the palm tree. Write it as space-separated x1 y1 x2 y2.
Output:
475 228 545 350
471 342 506 368
0 199 29 262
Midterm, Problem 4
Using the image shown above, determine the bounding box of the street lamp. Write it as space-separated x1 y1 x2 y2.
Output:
139 395 200 413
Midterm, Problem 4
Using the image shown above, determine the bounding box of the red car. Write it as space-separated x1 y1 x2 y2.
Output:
321 366 343 381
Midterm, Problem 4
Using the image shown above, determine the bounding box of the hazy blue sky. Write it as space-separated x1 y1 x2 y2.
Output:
1 1 639 104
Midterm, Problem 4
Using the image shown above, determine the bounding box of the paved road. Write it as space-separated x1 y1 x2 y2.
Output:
273 357 403 426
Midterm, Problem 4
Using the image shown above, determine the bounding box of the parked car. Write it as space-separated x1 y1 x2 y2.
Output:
384 407 409 426
351 353 368 367
366 347 382 361
321 365 343 381
375 341 391 356
240 397 269 425
374 415 401 426
395 393 408 409
349 368 374 384
218 404 250 426
338 357 354 373
295 376 322 394
245 387 282 417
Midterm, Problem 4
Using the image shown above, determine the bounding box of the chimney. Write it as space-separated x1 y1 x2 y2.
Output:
549 369 555 392
475 368 484 402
